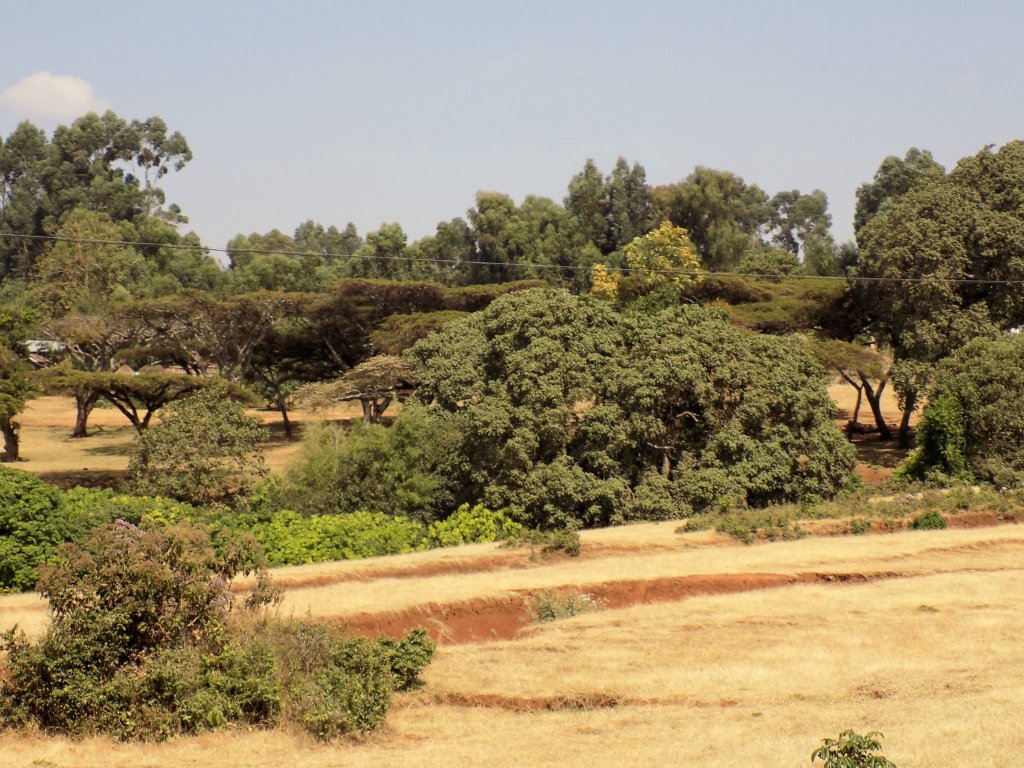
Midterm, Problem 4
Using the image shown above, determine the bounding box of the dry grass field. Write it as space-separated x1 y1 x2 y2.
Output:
3 522 1024 767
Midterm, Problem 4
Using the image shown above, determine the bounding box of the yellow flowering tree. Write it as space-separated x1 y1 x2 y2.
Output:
624 221 701 291
591 222 701 302
589 263 622 299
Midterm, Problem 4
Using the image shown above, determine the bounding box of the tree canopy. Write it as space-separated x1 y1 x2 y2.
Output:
405 289 855 528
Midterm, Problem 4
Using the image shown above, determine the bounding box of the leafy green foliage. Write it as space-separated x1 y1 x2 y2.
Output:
129 384 269 505
811 730 897 768
503 527 582 558
0 468 69 591
403 289 855 529
282 408 454 522
899 333 1024 486
423 504 524 548
909 510 948 530
855 142 1024 443
0 522 433 741
246 510 426 565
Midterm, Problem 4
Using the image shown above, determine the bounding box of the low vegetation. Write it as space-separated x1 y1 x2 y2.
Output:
0 522 433 741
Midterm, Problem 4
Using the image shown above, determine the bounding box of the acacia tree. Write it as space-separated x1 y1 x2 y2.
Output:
122 292 308 380
808 338 891 438
36 369 224 433
297 355 419 425
42 311 156 437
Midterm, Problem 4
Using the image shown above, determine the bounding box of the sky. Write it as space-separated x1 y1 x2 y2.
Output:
3 1 1024 251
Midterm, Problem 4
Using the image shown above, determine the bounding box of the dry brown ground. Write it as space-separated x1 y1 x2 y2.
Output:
2 523 1023 767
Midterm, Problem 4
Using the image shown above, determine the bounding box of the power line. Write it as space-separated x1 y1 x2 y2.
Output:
2 231 1024 286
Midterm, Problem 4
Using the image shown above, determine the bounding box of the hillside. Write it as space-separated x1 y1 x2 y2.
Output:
3 520 1023 767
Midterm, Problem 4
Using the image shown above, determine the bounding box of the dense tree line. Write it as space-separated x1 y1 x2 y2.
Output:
2 107 1023 527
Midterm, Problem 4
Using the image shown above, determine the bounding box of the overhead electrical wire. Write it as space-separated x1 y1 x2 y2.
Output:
2 231 1024 286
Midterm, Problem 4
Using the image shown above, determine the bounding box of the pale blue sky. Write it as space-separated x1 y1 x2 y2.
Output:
3 1 1023 250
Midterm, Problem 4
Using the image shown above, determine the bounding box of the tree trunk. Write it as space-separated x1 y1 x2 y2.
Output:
360 399 373 426
277 398 293 439
897 389 918 448
838 372 864 441
71 391 100 438
860 373 893 440
371 396 392 424
661 450 671 478
0 417 19 462
846 386 865 441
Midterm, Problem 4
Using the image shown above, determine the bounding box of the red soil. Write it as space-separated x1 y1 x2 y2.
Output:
340 571 904 645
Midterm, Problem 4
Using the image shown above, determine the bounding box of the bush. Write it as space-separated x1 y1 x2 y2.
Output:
62 486 200 532
527 591 604 623
0 468 70 591
249 510 426 565
282 408 455 522
128 383 269 505
0 522 433 741
811 730 897 768
716 508 805 544
899 333 1024 486
909 510 947 530
422 504 524 548
504 527 582 558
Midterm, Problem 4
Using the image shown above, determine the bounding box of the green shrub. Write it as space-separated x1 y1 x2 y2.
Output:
0 522 433 741
62 487 200 532
909 510 947 530
128 384 269 505
527 590 604 623
716 508 805 544
811 730 897 768
422 504 524 548
504 527 582 557
282 407 457 522
898 391 969 483
373 628 436 691
0 468 70 591
249 510 426 566
899 334 1024 486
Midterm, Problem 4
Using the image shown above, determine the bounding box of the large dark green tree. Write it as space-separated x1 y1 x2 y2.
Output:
0 111 192 279
406 289 855 528
650 167 770 272
854 147 945 234
855 141 1024 444
901 333 1024 486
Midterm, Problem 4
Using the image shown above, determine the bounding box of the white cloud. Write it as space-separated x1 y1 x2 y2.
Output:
0 71 108 121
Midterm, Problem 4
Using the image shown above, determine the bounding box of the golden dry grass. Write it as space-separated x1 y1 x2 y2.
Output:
3 523 1024 767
